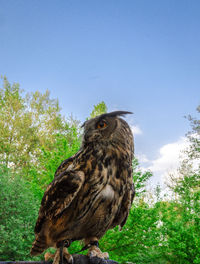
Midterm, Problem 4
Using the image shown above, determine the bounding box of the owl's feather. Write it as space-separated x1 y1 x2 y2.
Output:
34 170 84 234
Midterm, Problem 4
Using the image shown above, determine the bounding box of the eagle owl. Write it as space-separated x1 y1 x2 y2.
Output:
31 111 135 264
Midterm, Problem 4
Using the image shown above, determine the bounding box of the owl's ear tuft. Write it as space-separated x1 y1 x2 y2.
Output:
100 111 133 119
81 120 88 128
81 121 86 128
81 111 132 127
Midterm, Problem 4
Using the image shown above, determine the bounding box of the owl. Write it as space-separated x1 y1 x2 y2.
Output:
31 111 135 264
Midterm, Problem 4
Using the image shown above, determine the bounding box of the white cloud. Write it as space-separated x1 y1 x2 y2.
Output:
137 153 150 163
148 137 189 174
136 134 200 197
139 137 190 187
131 125 143 135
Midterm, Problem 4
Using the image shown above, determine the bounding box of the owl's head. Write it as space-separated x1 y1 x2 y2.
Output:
82 111 133 150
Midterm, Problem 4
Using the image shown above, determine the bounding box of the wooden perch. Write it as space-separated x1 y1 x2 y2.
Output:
0 254 118 264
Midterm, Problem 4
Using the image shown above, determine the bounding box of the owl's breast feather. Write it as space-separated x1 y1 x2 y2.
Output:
100 184 114 200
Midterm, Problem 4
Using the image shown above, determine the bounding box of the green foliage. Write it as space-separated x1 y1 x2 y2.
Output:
156 106 200 264
0 76 81 197
0 76 75 177
0 165 40 261
157 199 200 264
0 77 82 259
31 128 81 199
132 158 152 197
89 101 107 118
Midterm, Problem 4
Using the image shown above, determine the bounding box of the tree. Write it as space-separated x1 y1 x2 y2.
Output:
89 101 107 118
0 76 81 192
158 106 200 264
0 77 27 168
0 76 64 172
132 158 152 198
34 124 81 198
0 165 40 261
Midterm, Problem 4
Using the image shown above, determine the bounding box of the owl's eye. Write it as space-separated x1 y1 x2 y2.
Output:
97 121 107 129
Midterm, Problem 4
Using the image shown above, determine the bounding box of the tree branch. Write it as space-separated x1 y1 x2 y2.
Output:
0 254 118 264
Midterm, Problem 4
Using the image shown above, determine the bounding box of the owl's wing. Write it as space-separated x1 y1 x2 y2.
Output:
34 170 85 233
54 150 82 178
111 181 135 229
119 182 135 229
54 157 73 178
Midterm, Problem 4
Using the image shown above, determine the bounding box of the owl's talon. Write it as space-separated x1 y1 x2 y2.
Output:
88 251 95 258
44 252 55 261
87 246 109 260
63 247 73 264
50 247 73 264
67 255 74 264
52 249 60 264
64 254 73 264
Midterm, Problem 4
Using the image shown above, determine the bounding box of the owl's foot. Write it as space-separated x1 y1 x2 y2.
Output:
87 245 109 259
84 238 109 260
52 249 60 264
44 252 55 261
47 247 73 264
63 247 73 264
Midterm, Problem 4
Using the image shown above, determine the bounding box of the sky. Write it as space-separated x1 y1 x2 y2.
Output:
0 0 200 187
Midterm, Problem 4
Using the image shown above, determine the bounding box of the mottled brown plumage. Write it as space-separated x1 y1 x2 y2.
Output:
31 111 135 263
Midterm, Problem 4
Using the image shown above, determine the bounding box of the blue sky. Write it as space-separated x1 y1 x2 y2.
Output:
0 0 200 185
